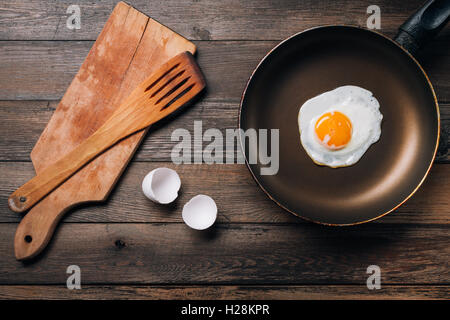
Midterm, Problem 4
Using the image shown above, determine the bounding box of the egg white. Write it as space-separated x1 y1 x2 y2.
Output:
298 85 383 168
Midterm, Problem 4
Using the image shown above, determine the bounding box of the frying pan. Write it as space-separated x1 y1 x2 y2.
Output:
239 0 450 225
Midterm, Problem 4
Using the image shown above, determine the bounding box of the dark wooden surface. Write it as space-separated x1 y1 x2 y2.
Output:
0 0 449 299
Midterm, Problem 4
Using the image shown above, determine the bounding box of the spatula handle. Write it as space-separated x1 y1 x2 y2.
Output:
8 120 130 213
9 51 205 214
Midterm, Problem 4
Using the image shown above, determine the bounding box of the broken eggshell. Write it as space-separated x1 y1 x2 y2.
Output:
182 195 217 230
142 168 181 204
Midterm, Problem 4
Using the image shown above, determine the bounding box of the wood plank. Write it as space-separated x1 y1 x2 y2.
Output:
0 223 447 284
0 100 236 162
0 0 449 41
1 100 450 163
0 285 447 300
1 40 449 101
1 162 448 225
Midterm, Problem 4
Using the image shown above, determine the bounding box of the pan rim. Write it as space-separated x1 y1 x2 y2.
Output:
238 25 440 226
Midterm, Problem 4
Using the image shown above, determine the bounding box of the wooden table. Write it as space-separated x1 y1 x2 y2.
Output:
0 0 448 300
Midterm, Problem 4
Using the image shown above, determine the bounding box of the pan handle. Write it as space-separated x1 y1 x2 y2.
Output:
394 0 450 56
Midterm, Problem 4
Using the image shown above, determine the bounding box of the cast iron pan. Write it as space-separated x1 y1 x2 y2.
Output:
239 0 450 225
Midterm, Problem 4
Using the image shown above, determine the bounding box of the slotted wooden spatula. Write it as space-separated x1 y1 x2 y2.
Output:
9 52 205 213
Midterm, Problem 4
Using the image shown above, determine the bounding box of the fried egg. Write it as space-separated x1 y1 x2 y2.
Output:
298 85 382 168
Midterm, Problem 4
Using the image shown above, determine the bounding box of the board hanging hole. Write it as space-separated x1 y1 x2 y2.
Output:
24 235 32 243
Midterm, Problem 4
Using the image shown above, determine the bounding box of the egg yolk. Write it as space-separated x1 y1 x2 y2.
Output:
314 111 352 150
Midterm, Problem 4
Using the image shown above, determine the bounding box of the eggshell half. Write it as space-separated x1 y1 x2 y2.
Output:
142 168 181 204
182 195 217 230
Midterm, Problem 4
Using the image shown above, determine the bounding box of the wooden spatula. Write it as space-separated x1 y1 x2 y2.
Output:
9 52 205 213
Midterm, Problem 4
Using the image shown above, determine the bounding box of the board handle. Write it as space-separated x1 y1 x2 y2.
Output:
14 195 74 260
394 0 450 56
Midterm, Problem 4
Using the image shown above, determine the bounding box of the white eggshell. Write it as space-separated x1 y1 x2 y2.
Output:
182 195 217 230
142 168 181 204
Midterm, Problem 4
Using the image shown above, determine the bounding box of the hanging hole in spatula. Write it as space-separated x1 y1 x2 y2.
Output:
24 235 32 243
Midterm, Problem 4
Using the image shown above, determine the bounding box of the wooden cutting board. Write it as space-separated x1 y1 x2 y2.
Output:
14 1 196 260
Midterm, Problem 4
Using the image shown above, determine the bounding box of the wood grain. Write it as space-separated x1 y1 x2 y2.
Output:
1 162 449 225
0 0 449 41
1 101 450 163
0 285 448 300
0 223 448 284
9 2 195 259
10 67 205 258
8 52 205 213
0 0 449 298
10 2 198 261
1 40 449 101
